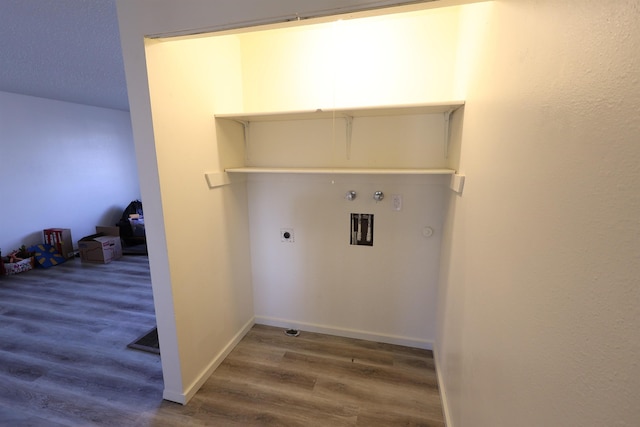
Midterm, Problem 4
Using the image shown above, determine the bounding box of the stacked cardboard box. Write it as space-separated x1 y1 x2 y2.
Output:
78 226 122 264
44 228 74 259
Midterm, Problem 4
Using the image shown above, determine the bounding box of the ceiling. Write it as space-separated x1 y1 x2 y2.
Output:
0 0 129 111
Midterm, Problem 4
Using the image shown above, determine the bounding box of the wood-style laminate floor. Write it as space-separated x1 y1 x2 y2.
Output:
0 255 445 426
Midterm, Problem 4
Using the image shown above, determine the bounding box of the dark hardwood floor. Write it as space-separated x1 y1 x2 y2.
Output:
0 255 161 426
0 255 445 426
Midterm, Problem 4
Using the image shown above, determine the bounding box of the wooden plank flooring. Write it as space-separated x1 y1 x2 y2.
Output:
0 255 161 426
0 255 445 426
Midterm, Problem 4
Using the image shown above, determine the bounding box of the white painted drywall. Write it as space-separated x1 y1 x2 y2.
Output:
437 1 640 426
174 7 460 350
0 91 139 253
118 0 640 423
230 8 462 348
249 173 449 348
116 0 464 403
143 35 255 403
238 7 460 112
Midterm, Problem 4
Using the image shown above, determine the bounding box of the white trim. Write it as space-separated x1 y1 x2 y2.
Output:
254 315 433 350
163 317 255 404
433 344 453 427
161 389 188 405
449 174 465 194
146 1 454 39
225 167 455 175
215 101 465 121
204 171 231 188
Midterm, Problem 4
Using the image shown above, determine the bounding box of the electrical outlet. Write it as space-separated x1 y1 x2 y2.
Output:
281 228 294 242
391 194 402 211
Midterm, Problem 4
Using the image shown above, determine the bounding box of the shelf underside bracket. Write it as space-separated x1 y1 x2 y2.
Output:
235 120 250 162
344 115 353 160
443 109 454 159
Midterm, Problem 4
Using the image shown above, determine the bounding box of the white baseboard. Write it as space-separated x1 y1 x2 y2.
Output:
254 315 433 350
433 344 453 427
162 389 188 405
163 316 255 404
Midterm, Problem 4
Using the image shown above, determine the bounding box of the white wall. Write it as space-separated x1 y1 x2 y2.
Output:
238 7 460 112
437 1 640 426
118 0 640 424
116 0 465 404
230 6 463 348
143 35 254 404
249 173 448 348
0 91 139 253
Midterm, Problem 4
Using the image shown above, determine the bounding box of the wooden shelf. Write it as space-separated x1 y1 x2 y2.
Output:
225 167 456 175
215 101 465 122
216 101 464 179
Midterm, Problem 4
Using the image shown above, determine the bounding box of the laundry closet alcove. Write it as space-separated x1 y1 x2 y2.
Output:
143 2 469 402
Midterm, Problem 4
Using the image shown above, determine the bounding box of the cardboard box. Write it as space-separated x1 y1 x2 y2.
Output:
44 228 74 259
96 226 120 237
78 228 122 264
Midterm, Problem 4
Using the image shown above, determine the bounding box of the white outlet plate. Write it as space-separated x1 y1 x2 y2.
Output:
281 228 294 242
